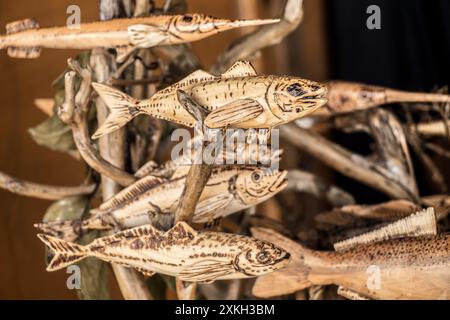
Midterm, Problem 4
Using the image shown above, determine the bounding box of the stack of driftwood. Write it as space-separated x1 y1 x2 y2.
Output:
0 0 449 300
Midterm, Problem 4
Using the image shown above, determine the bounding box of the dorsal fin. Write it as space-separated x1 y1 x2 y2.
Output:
91 224 163 247
160 70 216 94
6 18 39 34
180 70 216 84
166 222 197 239
221 61 257 78
94 175 167 213
334 207 437 252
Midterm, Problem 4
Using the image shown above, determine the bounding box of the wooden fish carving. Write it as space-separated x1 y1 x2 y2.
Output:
0 15 279 59
38 222 291 283
35 167 288 242
251 211 450 300
91 61 328 139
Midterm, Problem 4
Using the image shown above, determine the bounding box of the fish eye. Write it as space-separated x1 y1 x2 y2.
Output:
287 83 306 97
256 250 271 263
251 171 263 183
182 15 194 23
295 107 302 113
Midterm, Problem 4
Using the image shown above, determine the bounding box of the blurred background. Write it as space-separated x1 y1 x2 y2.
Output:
0 0 449 299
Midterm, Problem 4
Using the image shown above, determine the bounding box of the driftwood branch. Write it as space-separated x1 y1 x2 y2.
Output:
314 81 450 117
368 109 418 197
280 123 418 201
0 171 95 200
286 170 355 207
211 0 304 74
174 93 213 224
59 62 136 187
174 163 213 223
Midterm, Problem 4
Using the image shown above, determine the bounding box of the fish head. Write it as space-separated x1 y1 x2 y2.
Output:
234 168 288 205
268 77 328 122
233 239 291 276
169 14 280 42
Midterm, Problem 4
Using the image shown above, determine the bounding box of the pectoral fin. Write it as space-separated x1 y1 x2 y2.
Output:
193 194 233 223
179 259 234 283
205 100 263 128
128 24 169 48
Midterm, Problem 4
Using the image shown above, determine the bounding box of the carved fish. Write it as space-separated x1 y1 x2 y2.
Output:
35 167 287 241
251 210 450 300
38 221 291 283
0 15 279 59
91 60 328 138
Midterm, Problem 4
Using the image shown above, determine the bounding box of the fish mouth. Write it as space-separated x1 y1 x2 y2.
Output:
301 87 328 109
269 170 288 193
273 252 291 269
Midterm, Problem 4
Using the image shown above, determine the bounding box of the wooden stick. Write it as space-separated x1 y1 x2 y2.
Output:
211 0 304 74
34 98 54 117
174 93 213 224
0 170 95 200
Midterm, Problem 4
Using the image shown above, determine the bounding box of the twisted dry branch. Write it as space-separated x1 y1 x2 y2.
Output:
280 123 418 201
0 171 95 200
59 60 136 187
211 0 304 74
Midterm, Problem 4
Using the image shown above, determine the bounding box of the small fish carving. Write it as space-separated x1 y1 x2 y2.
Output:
38 222 291 283
251 211 450 300
35 167 288 242
91 61 328 139
0 15 278 59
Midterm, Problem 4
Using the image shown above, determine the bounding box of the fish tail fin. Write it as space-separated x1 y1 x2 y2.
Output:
251 228 318 298
91 83 141 139
37 234 88 271
34 219 85 243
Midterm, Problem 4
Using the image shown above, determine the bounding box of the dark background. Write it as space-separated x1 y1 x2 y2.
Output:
328 0 450 90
